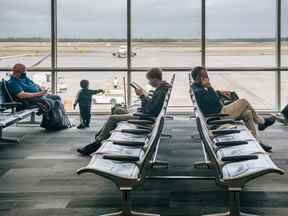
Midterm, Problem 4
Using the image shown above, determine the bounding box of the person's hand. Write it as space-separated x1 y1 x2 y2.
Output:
135 88 145 96
222 91 231 97
37 90 47 97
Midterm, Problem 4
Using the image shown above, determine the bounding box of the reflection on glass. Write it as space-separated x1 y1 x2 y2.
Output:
132 0 201 67
57 0 126 67
209 71 276 110
0 1 51 68
207 0 275 67
57 72 127 112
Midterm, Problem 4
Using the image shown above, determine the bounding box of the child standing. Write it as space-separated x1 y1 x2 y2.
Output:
74 80 104 129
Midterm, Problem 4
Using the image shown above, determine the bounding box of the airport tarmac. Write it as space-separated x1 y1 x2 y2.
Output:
0 42 287 112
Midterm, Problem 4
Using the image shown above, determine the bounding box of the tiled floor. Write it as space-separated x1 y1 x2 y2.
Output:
0 116 287 216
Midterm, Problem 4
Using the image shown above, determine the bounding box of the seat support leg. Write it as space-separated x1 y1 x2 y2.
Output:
101 190 159 216
202 191 258 216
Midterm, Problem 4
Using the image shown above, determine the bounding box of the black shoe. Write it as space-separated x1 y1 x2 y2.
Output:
77 140 102 156
259 142 272 152
77 124 85 129
258 116 276 131
77 148 91 156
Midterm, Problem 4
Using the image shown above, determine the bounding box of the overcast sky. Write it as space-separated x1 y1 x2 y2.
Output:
0 0 286 39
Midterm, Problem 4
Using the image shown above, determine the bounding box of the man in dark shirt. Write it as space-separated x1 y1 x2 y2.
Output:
8 64 47 100
74 79 104 129
77 68 170 156
191 66 275 152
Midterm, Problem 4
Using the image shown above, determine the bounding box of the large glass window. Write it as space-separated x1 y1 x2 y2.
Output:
209 71 276 110
206 0 276 67
0 0 51 71
58 71 127 112
132 0 201 67
131 71 193 109
57 0 127 67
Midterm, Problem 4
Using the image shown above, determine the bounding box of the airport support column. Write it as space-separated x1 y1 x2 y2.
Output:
127 0 132 106
276 0 282 111
51 0 58 95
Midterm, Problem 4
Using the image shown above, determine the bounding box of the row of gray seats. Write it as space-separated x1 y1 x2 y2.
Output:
0 79 39 144
76 74 175 216
188 74 285 216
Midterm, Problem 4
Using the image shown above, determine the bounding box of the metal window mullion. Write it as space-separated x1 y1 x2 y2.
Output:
51 0 57 95
201 0 206 67
127 0 132 107
276 0 282 110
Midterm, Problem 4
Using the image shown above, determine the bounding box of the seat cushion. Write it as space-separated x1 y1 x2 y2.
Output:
216 140 265 159
222 154 278 180
84 154 140 179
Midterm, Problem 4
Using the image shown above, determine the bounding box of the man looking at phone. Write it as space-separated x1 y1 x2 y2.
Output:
8 64 48 99
7 63 63 113
191 66 275 152
77 67 170 156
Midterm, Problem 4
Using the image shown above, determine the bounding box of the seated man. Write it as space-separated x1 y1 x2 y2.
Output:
7 63 71 130
77 67 170 156
191 66 275 152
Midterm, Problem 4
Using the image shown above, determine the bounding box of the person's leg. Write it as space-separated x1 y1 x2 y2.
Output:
78 114 135 155
223 98 265 124
85 107 91 127
46 94 61 101
239 110 257 138
78 107 86 129
95 114 135 141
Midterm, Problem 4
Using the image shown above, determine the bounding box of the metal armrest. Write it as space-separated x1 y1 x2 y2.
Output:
121 128 151 135
136 125 152 130
221 155 258 162
215 140 248 147
205 113 230 118
207 119 240 125
103 154 139 162
112 140 146 147
133 112 155 121
128 119 154 125
212 129 241 136
0 102 22 108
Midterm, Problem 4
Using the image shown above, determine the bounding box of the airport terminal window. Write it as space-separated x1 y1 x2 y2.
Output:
208 71 276 111
281 0 288 108
57 0 127 67
206 0 276 67
0 0 51 71
131 0 201 67
57 71 127 112
131 71 193 109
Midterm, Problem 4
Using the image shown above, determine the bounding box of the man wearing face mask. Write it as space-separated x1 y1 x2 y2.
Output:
191 66 275 152
7 63 71 130
8 63 48 100
77 67 170 156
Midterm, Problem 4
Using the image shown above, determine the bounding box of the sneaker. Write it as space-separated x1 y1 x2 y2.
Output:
258 116 276 131
259 142 272 152
77 124 85 129
275 113 288 125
